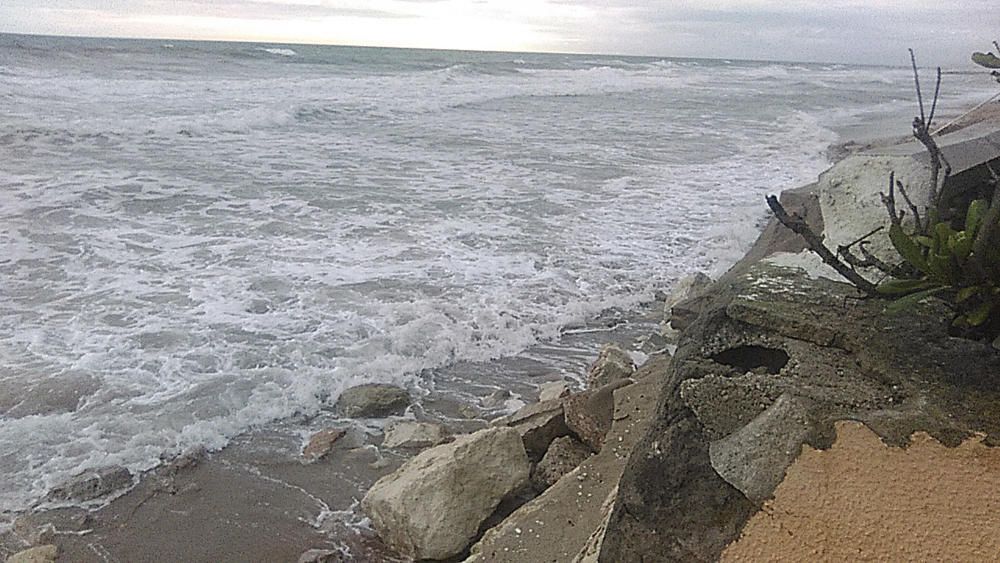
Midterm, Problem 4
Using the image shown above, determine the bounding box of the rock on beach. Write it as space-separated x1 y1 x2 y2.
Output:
361 427 530 561
334 384 411 418
5 545 58 563
46 465 132 503
302 428 347 462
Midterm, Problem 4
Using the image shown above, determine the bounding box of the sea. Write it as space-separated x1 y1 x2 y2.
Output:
2 33 997 521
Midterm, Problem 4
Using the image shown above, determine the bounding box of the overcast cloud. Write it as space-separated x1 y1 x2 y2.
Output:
1 0 995 66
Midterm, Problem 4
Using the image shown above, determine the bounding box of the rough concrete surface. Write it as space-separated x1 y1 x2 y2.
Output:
723 420 1000 561
598 255 1000 562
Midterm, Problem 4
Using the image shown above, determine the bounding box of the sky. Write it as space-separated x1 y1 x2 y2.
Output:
0 0 995 66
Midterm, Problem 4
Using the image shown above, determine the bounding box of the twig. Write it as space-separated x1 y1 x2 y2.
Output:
908 51 951 213
881 171 903 226
897 180 924 234
927 68 942 128
859 243 908 277
766 195 878 295
841 226 884 250
910 49 925 124
838 242 903 278
836 227 905 277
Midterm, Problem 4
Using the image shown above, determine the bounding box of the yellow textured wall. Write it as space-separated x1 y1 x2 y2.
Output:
723 420 1000 561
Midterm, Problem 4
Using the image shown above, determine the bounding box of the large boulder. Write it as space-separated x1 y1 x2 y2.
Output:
571 485 618 563
361 427 530 560
586 344 635 389
334 384 411 418
598 258 1000 562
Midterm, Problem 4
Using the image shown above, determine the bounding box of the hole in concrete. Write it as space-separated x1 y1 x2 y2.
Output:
712 345 789 375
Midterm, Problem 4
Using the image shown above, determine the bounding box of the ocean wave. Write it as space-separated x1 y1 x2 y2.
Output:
0 127 122 147
257 47 298 57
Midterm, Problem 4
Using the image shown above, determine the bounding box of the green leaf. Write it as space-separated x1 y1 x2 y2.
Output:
889 223 929 274
935 222 957 244
964 301 996 327
877 278 940 295
972 52 1000 69
956 286 984 303
914 235 935 248
949 231 974 261
966 199 988 235
926 252 957 285
885 286 946 313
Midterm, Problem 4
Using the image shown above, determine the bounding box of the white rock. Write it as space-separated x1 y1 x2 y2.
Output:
361 427 530 560
382 421 449 449
818 154 931 266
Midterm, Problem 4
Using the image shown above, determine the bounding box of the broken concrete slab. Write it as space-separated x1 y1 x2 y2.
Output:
465 372 659 563
708 393 818 504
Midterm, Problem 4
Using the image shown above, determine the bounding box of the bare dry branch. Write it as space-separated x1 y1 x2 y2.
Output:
880 171 904 226
909 49 925 124
766 195 878 295
927 67 942 128
835 226 905 277
897 180 923 234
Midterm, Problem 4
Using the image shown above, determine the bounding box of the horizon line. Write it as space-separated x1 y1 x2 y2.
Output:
0 30 889 70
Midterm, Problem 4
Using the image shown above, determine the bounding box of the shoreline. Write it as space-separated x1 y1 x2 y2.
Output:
0 298 670 561
5 97 1000 562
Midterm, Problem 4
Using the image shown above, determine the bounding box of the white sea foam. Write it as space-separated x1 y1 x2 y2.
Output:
258 47 297 57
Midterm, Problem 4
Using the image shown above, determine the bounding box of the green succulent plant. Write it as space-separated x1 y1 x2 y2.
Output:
878 195 1000 334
